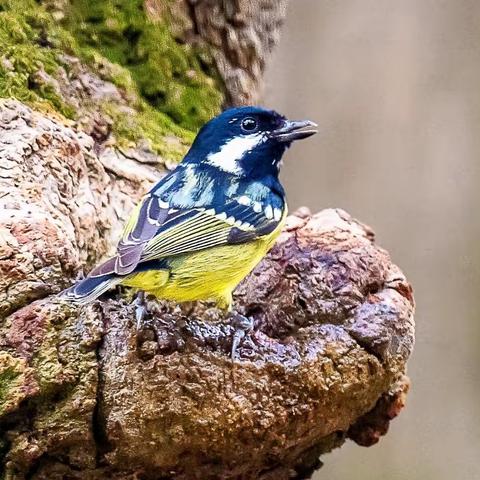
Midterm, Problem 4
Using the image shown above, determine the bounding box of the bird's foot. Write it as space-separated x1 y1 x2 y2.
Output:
230 312 254 361
134 290 150 330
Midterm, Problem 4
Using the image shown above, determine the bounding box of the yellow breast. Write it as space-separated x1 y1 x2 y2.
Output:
122 218 284 309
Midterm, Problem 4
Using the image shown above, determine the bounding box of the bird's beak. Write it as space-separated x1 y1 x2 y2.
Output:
272 119 318 142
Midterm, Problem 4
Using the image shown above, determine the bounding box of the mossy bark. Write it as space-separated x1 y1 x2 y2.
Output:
0 2 415 479
0 0 287 157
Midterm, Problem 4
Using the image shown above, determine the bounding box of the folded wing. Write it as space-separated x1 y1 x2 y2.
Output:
89 190 284 279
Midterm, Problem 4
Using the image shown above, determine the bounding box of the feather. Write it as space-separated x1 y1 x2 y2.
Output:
115 195 169 275
60 273 121 304
84 165 287 284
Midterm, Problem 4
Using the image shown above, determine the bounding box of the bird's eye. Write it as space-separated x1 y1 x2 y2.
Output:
240 117 258 133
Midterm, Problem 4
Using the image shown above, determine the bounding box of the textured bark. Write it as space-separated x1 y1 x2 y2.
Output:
0 100 415 478
143 0 288 105
0 100 158 318
183 0 289 104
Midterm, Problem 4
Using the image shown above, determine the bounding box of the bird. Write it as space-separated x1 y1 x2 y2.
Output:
61 106 317 358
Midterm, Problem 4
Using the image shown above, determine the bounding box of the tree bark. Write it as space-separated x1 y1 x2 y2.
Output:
0 2 415 479
183 0 289 104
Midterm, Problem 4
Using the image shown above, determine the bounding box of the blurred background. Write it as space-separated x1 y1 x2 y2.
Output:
264 1 480 478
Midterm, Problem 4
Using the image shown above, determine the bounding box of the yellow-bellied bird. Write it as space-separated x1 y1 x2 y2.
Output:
61 107 317 358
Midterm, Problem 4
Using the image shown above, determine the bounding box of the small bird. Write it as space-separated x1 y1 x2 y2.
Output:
62 106 317 357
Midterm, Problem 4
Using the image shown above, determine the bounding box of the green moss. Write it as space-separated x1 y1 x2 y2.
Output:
104 100 195 160
0 353 27 417
0 366 19 411
0 0 222 160
0 0 77 117
62 0 223 132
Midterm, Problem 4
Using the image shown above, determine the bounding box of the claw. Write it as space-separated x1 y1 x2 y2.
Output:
230 312 253 360
134 290 148 330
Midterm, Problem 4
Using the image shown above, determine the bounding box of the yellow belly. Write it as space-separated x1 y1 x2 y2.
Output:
122 229 281 309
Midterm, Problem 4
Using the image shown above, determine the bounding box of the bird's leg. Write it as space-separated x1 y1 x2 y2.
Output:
134 290 148 330
229 311 254 360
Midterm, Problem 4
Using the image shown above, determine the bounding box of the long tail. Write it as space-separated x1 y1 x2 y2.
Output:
60 273 122 305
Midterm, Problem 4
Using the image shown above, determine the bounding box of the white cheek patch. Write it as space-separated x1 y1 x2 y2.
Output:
205 134 264 174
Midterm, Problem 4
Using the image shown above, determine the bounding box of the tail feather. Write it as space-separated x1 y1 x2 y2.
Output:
60 273 121 305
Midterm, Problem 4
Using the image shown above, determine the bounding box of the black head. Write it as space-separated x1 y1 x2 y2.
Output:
183 106 317 179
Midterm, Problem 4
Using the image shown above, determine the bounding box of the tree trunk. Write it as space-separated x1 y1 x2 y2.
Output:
0 2 415 479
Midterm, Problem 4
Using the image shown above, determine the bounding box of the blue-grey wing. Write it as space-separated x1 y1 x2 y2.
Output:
89 167 285 277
